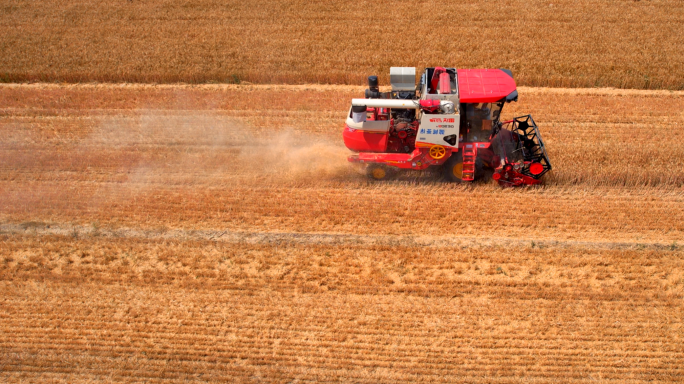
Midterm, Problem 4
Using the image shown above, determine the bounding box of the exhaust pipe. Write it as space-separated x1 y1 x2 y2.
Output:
365 76 382 99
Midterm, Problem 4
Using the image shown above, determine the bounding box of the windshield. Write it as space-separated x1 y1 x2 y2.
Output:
463 102 504 142
467 102 503 122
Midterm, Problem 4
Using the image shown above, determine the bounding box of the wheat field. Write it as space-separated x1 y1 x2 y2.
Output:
1 84 683 382
1 0 684 89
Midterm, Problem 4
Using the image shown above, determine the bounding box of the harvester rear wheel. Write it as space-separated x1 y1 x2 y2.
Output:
366 164 391 181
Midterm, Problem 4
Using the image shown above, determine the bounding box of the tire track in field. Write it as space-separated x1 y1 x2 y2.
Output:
1 222 677 252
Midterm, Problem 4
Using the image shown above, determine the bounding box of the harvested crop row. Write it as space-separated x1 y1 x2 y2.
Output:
0 235 684 382
2 233 683 298
1 233 683 383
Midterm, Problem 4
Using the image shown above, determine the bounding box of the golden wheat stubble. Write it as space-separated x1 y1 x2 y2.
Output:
1 0 683 89
1 234 682 382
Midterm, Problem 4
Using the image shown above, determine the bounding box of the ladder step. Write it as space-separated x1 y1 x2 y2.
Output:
461 147 477 180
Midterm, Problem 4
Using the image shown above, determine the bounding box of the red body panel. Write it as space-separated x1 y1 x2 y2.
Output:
493 168 543 187
457 69 516 103
358 151 416 162
348 147 451 170
431 67 446 92
419 99 441 112
438 72 451 94
343 125 388 152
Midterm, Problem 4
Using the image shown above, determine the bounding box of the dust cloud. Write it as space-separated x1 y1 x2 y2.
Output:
0 107 362 220
240 130 355 180
90 111 358 189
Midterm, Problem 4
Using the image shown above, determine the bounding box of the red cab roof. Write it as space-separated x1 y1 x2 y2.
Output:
457 69 517 103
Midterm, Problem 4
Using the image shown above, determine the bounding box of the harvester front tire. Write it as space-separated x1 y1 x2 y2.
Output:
443 153 486 182
366 164 391 181
443 153 465 183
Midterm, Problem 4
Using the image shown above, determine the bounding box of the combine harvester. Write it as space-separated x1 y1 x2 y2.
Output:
343 67 551 186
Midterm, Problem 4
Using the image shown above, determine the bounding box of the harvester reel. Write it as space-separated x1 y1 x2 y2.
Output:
429 145 446 160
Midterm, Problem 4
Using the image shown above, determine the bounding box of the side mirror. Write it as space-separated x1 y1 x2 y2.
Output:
505 90 518 103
